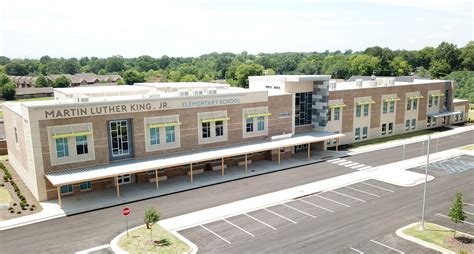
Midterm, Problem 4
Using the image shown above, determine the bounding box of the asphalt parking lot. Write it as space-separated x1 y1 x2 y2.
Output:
178 180 437 253
410 155 474 176
430 196 474 235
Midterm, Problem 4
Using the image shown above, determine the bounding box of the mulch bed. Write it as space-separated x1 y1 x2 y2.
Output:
445 235 474 253
0 160 42 220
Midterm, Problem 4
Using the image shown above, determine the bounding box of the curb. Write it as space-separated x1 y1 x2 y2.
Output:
396 222 454 254
110 224 197 254
0 212 65 231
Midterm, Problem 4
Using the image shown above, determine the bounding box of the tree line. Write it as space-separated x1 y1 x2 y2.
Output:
0 41 473 102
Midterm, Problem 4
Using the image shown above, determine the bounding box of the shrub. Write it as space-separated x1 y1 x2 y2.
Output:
8 207 13 211
10 210 14 213
2 175 8 182
30 208 34 211
31 204 36 208
16 211 21 214
0 183 4 186
12 202 17 206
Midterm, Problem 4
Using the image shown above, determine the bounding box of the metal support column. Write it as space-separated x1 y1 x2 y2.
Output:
155 169 159 190
115 176 120 197
245 154 248 172
307 143 311 159
57 186 62 208
221 158 225 176
190 163 193 182
278 148 281 165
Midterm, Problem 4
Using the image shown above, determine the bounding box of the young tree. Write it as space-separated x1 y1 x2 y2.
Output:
2 82 16 100
35 74 49 87
448 192 466 237
144 208 160 242
122 69 145 85
54 75 71 88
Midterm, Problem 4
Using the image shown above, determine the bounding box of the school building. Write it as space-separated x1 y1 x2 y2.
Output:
2 75 469 207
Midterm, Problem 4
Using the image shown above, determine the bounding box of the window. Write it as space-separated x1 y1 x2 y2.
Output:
431 117 436 127
215 121 224 136
328 108 332 121
442 116 446 124
388 122 393 134
354 128 361 141
389 101 395 113
202 122 211 138
383 102 388 114
75 135 88 155
413 99 418 110
381 124 386 135
460 112 464 121
278 112 290 118
56 138 69 158
265 85 272 89
363 104 369 117
455 114 459 122
356 105 361 117
80 181 92 191
426 117 431 127
405 120 410 131
334 108 340 121
362 127 368 139
246 117 254 133
434 97 439 107
257 117 265 131
150 127 160 145
294 92 312 126
411 119 416 130
110 120 129 157
166 126 175 143
428 96 433 107
14 127 18 144
60 184 73 194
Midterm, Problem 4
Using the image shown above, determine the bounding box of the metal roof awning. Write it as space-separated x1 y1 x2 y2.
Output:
45 131 344 186
427 110 461 118
329 103 347 109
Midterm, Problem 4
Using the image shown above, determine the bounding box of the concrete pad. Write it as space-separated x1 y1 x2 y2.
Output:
371 169 435 187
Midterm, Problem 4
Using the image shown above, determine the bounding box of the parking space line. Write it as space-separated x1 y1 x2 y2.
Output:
345 186 381 197
327 158 343 162
350 247 364 253
314 194 351 207
264 208 297 224
298 199 334 213
370 239 404 253
330 190 366 202
338 161 354 166
436 213 474 226
358 166 372 170
223 218 255 237
346 163 360 167
282 203 316 218
200 225 231 244
360 182 394 192
465 202 474 207
465 211 474 216
351 164 366 169
244 213 277 230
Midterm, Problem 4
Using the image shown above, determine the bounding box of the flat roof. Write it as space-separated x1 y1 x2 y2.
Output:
330 79 449 91
249 75 331 82
45 131 344 186
135 82 230 89
54 85 150 95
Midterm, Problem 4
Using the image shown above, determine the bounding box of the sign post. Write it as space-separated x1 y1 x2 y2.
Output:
122 207 131 236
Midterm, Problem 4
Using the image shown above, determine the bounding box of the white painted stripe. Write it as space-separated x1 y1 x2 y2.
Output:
244 213 277 230
436 213 474 226
298 199 334 213
282 203 316 218
370 239 404 253
223 218 255 237
264 208 297 224
465 202 474 207
345 186 381 197
465 211 474 216
75 244 110 254
345 163 360 167
327 158 342 162
338 161 354 166
351 164 366 169
358 166 372 170
350 247 364 254
313 194 351 207
331 190 366 202
360 182 394 193
200 225 231 244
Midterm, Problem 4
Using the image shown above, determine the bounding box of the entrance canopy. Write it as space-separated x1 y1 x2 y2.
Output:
45 131 344 186
427 109 461 118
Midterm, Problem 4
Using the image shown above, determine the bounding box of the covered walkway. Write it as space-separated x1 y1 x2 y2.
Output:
46 131 344 208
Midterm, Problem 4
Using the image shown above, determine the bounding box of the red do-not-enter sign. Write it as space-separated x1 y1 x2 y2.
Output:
122 207 131 216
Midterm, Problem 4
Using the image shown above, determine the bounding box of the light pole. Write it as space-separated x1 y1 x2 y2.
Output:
420 135 431 230
402 143 406 160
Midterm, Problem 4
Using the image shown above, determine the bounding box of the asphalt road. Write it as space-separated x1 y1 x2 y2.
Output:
0 130 472 253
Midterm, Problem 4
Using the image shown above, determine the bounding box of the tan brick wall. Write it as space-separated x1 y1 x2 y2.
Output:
38 94 292 175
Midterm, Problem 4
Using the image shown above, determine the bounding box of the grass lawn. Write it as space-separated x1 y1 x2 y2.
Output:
403 222 473 253
349 128 442 148
0 187 12 204
0 155 8 161
118 225 190 254
469 110 474 122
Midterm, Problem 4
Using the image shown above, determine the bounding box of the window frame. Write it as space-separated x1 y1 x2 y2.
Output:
389 101 395 113
388 122 393 134
215 120 224 137
165 126 176 143
411 119 416 130
405 119 410 131
56 137 69 158
257 116 265 131
381 123 386 135
60 184 73 194
363 104 369 117
202 122 211 139
362 126 368 139
79 181 92 191
150 127 160 145
246 117 254 133
75 135 89 155
334 107 340 121
354 128 361 141
356 105 361 118
383 101 388 114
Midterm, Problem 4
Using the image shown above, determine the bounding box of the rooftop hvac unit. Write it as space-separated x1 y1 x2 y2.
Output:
329 81 337 90
355 79 363 87
178 90 189 97
193 89 203 96
74 95 89 103
388 78 395 86
207 89 217 95
368 81 377 87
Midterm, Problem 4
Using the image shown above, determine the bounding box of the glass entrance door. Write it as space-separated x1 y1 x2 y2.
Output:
117 174 132 185
109 120 133 160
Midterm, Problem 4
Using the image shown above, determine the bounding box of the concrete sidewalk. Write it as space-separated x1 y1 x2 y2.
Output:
348 125 474 155
159 147 468 232
0 150 344 231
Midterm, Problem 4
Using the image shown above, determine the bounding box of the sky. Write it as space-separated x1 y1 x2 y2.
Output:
0 0 472 59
